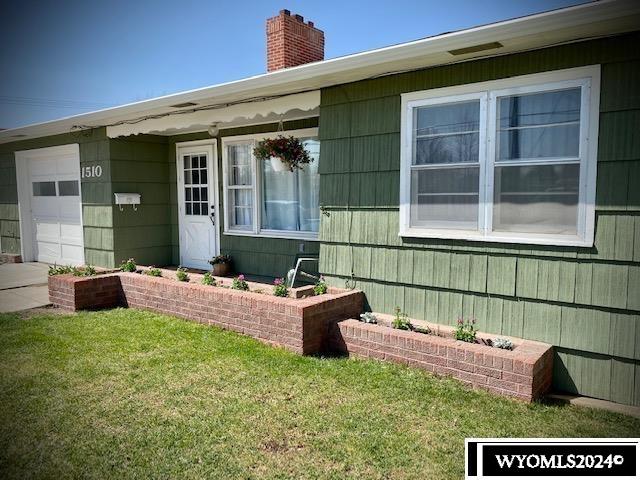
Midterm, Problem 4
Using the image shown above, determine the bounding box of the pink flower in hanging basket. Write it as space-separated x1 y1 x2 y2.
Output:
253 135 313 171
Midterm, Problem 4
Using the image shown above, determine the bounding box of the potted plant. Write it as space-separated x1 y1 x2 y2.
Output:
253 135 313 172
209 254 232 277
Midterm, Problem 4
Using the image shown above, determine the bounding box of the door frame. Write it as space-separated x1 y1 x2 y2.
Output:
175 139 220 267
15 143 84 264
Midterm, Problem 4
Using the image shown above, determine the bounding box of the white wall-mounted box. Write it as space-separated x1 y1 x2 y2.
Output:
114 193 141 205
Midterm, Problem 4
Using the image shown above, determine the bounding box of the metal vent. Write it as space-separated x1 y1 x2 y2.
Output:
169 102 198 108
448 42 503 56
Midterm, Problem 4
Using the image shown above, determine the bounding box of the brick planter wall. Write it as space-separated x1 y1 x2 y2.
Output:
48 273 122 311
49 272 553 401
329 319 553 402
49 272 363 355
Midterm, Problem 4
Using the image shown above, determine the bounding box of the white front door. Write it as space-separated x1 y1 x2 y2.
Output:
177 142 219 269
17 144 85 265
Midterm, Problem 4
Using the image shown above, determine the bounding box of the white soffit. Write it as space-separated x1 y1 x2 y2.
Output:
1 0 639 143
106 91 320 137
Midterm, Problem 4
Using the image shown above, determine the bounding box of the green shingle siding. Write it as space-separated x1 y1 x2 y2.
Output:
108 135 172 267
318 31 640 405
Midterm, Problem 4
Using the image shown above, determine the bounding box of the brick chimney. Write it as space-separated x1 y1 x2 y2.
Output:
266 10 325 72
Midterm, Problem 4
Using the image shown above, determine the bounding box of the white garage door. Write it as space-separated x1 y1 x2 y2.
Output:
19 145 84 265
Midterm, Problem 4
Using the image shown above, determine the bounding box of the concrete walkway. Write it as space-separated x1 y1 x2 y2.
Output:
0 262 50 313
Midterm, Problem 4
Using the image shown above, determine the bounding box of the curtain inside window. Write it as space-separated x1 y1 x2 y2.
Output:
261 139 320 232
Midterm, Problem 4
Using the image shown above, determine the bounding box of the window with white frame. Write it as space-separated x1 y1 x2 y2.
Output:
400 67 599 246
222 128 320 239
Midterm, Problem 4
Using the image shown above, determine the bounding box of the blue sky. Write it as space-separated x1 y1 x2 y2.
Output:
0 0 587 129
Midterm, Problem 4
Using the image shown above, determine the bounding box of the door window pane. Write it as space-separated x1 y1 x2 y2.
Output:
261 139 320 232
497 88 581 161
413 100 480 165
410 167 479 229
183 153 208 216
58 180 79 196
33 181 56 196
493 163 579 234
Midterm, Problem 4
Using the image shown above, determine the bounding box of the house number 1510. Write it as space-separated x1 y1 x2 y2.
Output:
81 165 102 178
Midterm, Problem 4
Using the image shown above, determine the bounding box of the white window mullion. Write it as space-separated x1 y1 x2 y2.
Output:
478 92 490 235
484 91 497 235
252 142 260 235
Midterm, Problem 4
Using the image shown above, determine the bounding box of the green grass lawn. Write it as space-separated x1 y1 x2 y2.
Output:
1 308 638 479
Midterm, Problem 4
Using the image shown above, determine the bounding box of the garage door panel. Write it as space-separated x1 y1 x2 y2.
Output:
37 241 61 261
23 145 84 266
30 158 57 176
60 223 83 246
32 197 59 217
34 221 60 242
58 198 81 221
56 155 80 175
61 244 84 264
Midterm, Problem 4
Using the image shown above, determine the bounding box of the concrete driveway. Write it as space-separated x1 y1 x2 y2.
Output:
0 262 50 313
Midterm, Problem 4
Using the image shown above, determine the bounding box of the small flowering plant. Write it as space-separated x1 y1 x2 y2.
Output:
454 317 477 343
359 312 377 324
202 272 216 286
145 266 162 277
392 307 412 331
313 276 327 296
120 258 137 272
253 136 313 171
208 254 232 265
232 274 249 291
273 277 288 297
493 337 514 350
48 264 73 276
176 267 189 282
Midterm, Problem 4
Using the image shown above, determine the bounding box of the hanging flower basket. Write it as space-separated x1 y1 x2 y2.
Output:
253 135 313 172
270 157 288 172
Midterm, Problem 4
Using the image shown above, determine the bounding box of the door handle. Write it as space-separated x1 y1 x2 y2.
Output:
209 210 215 226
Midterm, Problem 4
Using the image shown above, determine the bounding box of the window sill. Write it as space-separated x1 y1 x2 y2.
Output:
223 230 319 242
399 228 593 248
